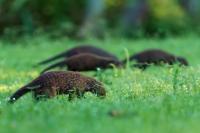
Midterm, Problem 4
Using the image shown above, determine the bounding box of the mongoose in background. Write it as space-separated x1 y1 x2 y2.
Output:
37 45 118 66
9 71 106 103
41 53 123 73
122 49 188 69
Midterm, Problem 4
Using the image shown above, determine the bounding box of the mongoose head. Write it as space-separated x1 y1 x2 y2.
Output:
86 79 106 97
176 56 189 66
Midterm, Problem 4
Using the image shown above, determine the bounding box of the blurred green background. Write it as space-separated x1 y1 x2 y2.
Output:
0 0 199 39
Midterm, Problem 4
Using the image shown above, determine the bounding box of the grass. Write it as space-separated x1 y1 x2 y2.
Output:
0 36 200 133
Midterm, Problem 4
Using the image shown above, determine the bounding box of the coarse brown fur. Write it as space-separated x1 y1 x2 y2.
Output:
122 49 188 69
37 45 118 66
8 71 106 103
41 53 123 73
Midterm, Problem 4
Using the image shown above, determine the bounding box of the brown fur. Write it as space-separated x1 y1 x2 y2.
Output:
9 71 106 103
37 45 118 66
123 49 188 69
41 53 122 73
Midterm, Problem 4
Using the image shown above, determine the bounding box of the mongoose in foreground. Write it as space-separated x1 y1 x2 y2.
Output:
122 49 188 69
41 53 122 73
37 45 118 66
8 71 106 103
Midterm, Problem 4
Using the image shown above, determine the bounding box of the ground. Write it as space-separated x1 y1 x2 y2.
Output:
0 36 200 133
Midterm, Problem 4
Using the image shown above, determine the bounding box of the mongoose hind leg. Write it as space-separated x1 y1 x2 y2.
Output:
68 89 85 101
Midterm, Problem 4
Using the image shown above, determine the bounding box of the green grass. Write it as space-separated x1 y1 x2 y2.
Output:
0 36 200 133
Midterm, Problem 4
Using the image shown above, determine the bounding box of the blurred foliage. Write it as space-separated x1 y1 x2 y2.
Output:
0 0 199 38
0 0 86 36
105 0 125 7
105 0 126 27
146 0 189 36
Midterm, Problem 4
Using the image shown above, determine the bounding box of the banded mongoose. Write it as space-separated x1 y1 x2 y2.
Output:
41 53 122 73
8 71 106 103
37 45 118 66
123 49 188 69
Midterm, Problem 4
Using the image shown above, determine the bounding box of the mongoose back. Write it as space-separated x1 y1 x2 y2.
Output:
37 45 118 65
122 49 188 69
9 71 106 103
41 53 122 73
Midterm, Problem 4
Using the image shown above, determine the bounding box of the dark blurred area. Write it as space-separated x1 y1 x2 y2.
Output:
0 0 199 39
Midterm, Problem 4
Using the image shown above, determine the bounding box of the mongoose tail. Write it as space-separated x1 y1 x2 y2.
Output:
41 61 66 74
37 52 67 66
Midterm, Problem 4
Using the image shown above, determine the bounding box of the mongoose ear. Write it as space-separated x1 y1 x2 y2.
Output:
26 85 41 90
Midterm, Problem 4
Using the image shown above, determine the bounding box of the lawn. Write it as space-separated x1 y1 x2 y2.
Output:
0 36 200 133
